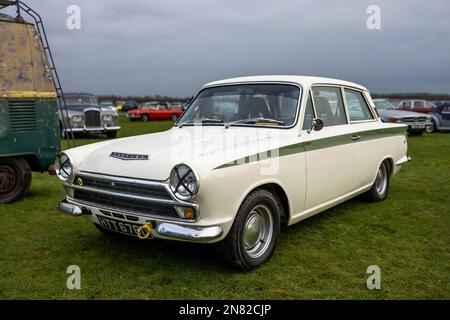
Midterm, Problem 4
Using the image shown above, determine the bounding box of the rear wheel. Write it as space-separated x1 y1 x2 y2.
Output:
170 114 178 121
0 157 32 204
216 189 280 270
364 161 390 202
141 114 149 122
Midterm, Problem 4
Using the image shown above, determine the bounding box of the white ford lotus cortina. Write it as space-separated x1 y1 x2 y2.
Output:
56 75 410 270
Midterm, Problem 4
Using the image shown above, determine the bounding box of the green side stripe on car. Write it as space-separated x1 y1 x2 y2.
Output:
213 126 406 170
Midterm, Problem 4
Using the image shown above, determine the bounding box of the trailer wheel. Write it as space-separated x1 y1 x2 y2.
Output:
0 157 32 204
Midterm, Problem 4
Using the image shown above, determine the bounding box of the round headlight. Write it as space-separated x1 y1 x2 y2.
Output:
169 164 199 200
102 115 113 122
71 115 84 122
55 153 74 181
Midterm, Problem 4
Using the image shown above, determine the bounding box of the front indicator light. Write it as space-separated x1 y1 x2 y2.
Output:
175 206 196 219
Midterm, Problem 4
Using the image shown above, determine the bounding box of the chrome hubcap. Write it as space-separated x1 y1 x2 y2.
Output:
243 204 273 258
375 164 388 195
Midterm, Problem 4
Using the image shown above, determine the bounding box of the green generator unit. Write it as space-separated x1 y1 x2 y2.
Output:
0 1 72 203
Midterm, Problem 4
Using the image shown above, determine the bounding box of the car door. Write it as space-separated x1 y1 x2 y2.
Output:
302 86 359 210
441 105 450 127
342 88 378 187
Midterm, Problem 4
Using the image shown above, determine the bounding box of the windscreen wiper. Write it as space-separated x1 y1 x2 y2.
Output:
178 118 224 128
225 118 285 128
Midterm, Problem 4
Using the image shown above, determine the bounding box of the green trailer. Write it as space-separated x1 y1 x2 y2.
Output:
0 1 73 203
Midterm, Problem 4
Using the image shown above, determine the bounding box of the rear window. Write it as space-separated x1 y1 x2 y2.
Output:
344 89 374 121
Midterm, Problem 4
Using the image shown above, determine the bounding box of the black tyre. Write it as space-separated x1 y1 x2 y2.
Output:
170 114 178 121
0 157 32 204
364 161 390 202
425 121 435 133
106 131 118 138
216 189 281 270
141 114 149 122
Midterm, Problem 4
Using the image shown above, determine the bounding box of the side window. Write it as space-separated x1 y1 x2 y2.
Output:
311 86 347 126
302 93 315 130
403 101 412 108
344 89 374 121
414 101 425 108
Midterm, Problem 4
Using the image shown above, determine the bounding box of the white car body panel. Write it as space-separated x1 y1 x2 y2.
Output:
59 76 408 243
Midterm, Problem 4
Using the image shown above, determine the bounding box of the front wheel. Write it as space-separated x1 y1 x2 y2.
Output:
141 114 149 122
216 189 281 270
0 157 32 204
170 114 178 121
425 122 435 133
364 161 390 202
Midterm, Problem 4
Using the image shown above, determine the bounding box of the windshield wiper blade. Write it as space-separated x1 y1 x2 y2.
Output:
225 118 285 128
178 118 224 128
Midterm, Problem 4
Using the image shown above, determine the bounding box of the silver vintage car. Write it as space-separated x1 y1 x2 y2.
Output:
373 99 432 135
61 93 121 138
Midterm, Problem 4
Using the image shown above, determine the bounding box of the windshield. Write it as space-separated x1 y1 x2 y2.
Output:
65 96 98 105
373 100 395 110
178 84 300 127
141 102 159 109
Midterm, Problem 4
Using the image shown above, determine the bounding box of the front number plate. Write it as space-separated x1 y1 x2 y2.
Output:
96 215 141 237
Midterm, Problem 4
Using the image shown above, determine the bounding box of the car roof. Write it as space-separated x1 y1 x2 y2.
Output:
204 75 368 91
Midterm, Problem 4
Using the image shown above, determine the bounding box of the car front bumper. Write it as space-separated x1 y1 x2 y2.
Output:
57 199 224 242
63 125 121 132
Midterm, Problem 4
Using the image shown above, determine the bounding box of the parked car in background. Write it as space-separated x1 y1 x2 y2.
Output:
115 100 125 111
426 103 450 132
127 102 183 121
396 99 437 113
99 100 115 110
61 93 120 138
373 99 432 135
56 75 410 270
434 100 450 108
121 101 140 112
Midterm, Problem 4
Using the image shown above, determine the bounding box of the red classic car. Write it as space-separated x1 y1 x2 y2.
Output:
396 99 437 114
127 102 184 121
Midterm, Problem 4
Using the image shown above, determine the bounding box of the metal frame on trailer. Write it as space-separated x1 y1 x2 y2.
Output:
0 0 76 148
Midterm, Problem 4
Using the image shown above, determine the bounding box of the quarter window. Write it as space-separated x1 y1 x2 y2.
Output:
302 93 315 130
344 89 374 121
311 86 347 126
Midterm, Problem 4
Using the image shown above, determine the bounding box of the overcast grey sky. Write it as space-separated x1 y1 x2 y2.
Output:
5 0 450 96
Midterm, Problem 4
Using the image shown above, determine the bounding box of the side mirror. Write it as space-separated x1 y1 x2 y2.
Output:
307 118 324 134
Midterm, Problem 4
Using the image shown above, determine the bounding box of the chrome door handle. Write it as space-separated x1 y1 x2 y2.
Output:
352 135 361 141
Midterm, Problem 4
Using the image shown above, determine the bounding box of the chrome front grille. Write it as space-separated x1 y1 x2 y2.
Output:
84 109 101 127
70 173 193 220
74 189 179 218
403 117 427 123
74 174 172 200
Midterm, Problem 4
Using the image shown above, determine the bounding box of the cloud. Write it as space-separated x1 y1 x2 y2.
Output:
7 0 450 96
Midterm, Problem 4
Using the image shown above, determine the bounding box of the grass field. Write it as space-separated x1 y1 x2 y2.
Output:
0 115 449 299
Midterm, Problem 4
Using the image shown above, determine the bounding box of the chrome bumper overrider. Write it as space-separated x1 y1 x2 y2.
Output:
57 200 223 241
395 155 412 166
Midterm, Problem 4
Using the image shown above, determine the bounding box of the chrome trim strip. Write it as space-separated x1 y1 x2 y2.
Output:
70 184 195 207
63 126 120 132
66 197 198 223
66 171 200 221
157 223 223 241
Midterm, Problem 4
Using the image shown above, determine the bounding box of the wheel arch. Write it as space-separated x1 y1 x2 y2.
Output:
235 181 291 227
